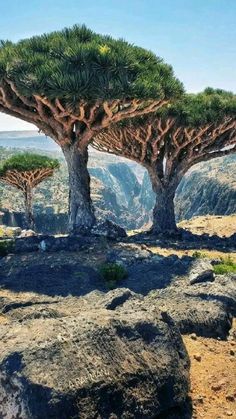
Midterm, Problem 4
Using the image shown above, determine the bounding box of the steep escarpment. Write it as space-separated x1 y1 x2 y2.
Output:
175 155 236 220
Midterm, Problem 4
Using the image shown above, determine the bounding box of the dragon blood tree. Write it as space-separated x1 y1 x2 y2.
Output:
0 25 183 234
93 89 236 234
0 153 59 229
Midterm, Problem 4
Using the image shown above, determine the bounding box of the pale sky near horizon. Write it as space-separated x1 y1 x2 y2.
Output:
0 0 235 131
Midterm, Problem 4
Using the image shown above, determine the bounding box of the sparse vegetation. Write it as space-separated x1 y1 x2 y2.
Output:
213 256 236 274
192 251 207 259
99 262 128 289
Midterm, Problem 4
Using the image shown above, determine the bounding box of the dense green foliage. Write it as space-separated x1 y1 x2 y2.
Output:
114 88 236 129
0 153 59 176
99 262 128 289
161 88 236 126
0 25 183 103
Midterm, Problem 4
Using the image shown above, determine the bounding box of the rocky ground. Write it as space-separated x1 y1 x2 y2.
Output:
184 325 236 419
0 222 235 418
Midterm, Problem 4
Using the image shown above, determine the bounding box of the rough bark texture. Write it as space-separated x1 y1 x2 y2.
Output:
24 186 34 230
63 145 96 234
152 186 177 233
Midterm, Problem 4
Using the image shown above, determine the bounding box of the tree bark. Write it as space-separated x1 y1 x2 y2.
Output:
63 144 96 234
24 185 34 230
151 184 177 234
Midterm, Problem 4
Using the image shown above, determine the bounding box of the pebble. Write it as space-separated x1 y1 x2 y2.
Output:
229 349 235 356
193 354 202 362
211 383 222 391
226 395 235 402
190 333 197 340
226 411 233 416
195 396 204 404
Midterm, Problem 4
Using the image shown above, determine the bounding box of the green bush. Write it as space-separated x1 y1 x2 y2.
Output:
99 263 128 289
0 240 14 256
213 256 236 275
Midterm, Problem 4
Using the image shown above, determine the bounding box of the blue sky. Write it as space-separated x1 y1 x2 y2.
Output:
0 0 235 130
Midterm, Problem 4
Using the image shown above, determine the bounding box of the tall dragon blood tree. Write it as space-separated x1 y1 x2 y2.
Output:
93 89 236 234
0 25 183 234
0 153 59 229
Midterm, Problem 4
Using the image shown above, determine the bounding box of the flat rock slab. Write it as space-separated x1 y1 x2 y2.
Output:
0 307 190 419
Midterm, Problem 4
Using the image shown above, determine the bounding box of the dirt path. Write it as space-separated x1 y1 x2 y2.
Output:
184 328 236 419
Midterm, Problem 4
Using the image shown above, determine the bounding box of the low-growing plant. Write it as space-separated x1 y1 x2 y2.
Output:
0 240 14 257
192 250 207 259
213 256 236 275
99 263 128 289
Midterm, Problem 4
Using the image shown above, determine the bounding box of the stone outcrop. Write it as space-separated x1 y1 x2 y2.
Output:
91 219 127 239
0 238 235 417
188 259 215 284
0 303 190 418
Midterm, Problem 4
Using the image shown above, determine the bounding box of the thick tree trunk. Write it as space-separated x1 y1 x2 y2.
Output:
24 185 34 230
152 185 177 234
63 145 96 234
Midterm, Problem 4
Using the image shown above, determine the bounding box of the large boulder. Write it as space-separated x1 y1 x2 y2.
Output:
91 219 127 239
0 305 190 418
188 259 215 285
106 242 152 266
119 272 236 339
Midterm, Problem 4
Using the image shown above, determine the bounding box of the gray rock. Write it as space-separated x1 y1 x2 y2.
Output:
91 219 127 239
106 243 152 266
116 273 236 339
0 306 190 419
19 229 37 238
94 287 141 310
189 259 215 284
14 235 97 254
145 289 232 339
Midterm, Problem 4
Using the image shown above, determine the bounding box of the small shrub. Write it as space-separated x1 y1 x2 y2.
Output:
0 240 14 256
213 256 236 275
192 251 207 259
99 263 128 289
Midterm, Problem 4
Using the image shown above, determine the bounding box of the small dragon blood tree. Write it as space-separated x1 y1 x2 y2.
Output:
0 153 59 229
93 89 236 234
0 24 183 234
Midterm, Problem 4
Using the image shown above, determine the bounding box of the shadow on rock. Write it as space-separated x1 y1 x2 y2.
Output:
0 264 105 297
128 229 236 252
124 256 190 295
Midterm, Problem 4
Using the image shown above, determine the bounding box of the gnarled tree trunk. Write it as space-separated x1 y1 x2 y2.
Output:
24 185 34 230
63 145 96 234
152 185 177 234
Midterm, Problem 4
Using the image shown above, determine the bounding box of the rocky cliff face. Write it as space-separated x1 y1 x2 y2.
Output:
0 138 235 233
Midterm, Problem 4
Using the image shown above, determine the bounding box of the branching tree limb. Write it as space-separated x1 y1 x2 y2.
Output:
0 25 183 233
93 90 236 233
